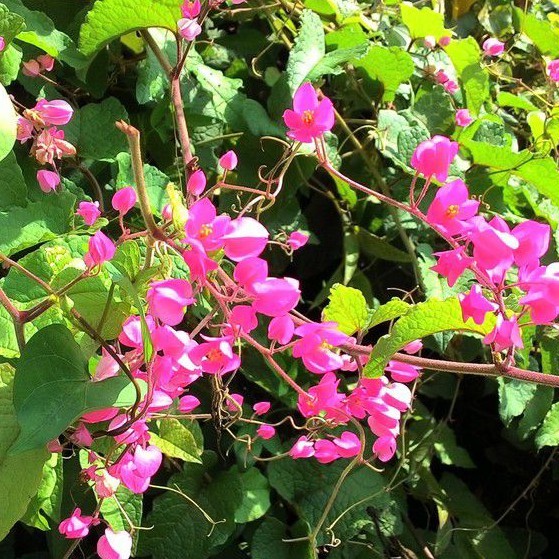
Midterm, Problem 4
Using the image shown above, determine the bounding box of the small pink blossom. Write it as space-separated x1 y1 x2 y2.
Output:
181 0 201 18
483 314 523 352
257 424 276 439
298 372 346 421
17 117 34 143
33 127 76 165
76 201 101 226
226 393 244 411
251 277 300 317
402 340 422 354
455 108 473 127
431 246 474 287
332 431 361 458
458 284 497 324
234 257 268 289
547 59 559 82
95 470 120 498
435 69 450 84
178 18 202 41
179 394 201 413
112 187 137 215
314 439 339 463
229 304 258 333
185 198 230 253
22 59 41 77
283 82 335 143
410 135 459 182
438 36 452 47
0 37 5 52
268 315 295 344
37 54 55 72
287 231 309 250
34 99 73 126
71 423 93 447
219 150 238 171
147 278 194 326
385 361 421 383
512 220 550 268
373 435 397 462
58 508 95 539
189 335 241 375
37 169 60 193
223 217 269 261
253 401 271 415
483 38 505 57
290 435 315 458
187 169 206 196
84 231 116 268
97 528 133 559
443 80 459 95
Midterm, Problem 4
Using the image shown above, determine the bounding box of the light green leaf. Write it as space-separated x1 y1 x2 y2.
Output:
434 424 475 468
0 364 49 541
366 298 411 329
0 151 27 208
79 0 180 57
149 419 203 463
0 83 17 163
445 37 489 115
11 324 146 453
513 9 559 57
363 297 496 378
322 283 369 335
535 402 559 448
234 467 271 524
0 301 19 358
354 45 414 102
0 3 25 46
496 92 538 112
0 43 23 85
400 3 448 40
498 378 537 427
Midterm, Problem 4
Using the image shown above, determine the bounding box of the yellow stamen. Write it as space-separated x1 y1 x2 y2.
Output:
446 204 459 218
302 110 315 125
199 224 213 238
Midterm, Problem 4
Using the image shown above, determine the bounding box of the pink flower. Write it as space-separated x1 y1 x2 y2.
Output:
219 150 238 171
426 179 479 236
287 231 309 250
76 201 101 226
251 277 300 317
253 401 271 415
0 37 4 52
71 423 93 447
185 198 230 253
435 69 450 84
119 315 155 348
84 231 116 268
293 322 349 374
33 127 76 164
58 508 94 539
22 59 41 76
95 470 120 498
112 187 137 215
183 246 218 281
283 82 335 143
439 36 452 47
519 264 559 324
443 80 459 95
189 335 241 374
133 445 162 478
37 169 60 193
290 435 315 458
17 117 34 143
234 257 268 289
423 35 436 49
257 424 276 439
373 435 397 462
512 220 550 268
332 431 361 458
34 99 73 125
181 0 201 18
402 340 422 354
147 279 194 326
179 394 201 413
314 439 339 463
97 528 133 559
268 315 295 344
162 204 173 220
223 217 269 261
483 38 505 57
382 382 412 411
37 54 55 72
385 361 421 383
226 393 244 412
431 246 473 287
178 18 202 41
410 135 459 182
187 169 206 196
297 372 347 421
229 305 258 333
483 314 523 352
455 109 473 127
547 59 559 82
458 284 497 324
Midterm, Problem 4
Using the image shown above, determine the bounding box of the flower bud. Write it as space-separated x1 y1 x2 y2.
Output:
112 186 137 215
37 169 60 193
76 201 101 226
84 231 116 268
219 150 238 171
34 99 73 125
187 169 206 196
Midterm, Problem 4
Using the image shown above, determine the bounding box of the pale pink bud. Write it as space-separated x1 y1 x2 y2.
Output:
455 108 473 127
22 59 41 77
402 340 423 354
483 38 505 57
253 401 271 415
287 231 309 250
34 99 73 125
219 150 238 171
84 231 116 268
76 201 101 226
438 36 452 47
373 435 397 462
187 169 206 196
97 527 133 559
37 169 60 193
178 18 202 41
17 117 34 143
257 424 276 439
178 395 201 413
37 54 55 72
111 186 137 215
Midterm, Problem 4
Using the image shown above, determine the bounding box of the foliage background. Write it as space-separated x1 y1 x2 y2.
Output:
1 0 559 557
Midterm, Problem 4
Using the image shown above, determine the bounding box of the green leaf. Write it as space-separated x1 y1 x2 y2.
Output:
400 3 448 40
322 283 369 335
497 378 537 427
0 300 19 358
433 423 475 468
149 419 203 463
268 457 391 544
11 324 145 453
354 46 414 102
445 37 489 115
358 228 412 263
535 402 559 448
0 152 27 207
517 385 553 441
21 452 64 530
0 3 25 46
0 83 17 163
363 297 496 378
234 467 271 524
496 92 538 113
79 0 180 57
366 298 411 329
513 9 559 57
0 43 23 85
139 454 243 559
64 97 129 161
251 518 313 559
0 364 49 541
